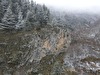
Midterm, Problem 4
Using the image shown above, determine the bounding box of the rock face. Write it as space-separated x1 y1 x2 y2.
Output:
0 26 71 75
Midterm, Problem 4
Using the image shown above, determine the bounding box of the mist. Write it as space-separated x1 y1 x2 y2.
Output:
32 0 100 13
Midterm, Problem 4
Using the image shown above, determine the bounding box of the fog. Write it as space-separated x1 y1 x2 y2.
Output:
32 0 100 13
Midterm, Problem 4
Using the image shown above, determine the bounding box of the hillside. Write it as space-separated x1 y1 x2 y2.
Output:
0 26 71 75
0 0 100 75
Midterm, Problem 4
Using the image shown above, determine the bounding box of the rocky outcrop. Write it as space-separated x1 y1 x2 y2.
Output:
0 26 71 75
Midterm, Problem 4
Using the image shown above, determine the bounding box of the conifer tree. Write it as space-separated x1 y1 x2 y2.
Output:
2 5 17 28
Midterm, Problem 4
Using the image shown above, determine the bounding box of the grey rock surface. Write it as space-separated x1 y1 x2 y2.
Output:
0 26 71 75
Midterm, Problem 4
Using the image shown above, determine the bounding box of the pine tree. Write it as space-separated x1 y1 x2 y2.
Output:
21 0 30 18
15 9 24 29
36 5 50 26
2 5 17 29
